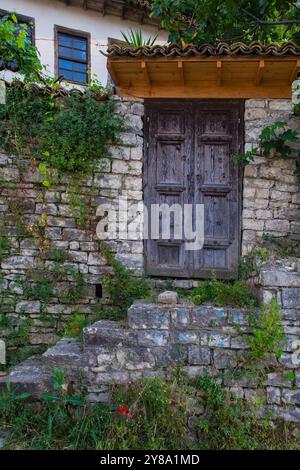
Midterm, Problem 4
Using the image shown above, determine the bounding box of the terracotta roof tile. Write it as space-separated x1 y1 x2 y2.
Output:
106 41 300 58
1 79 109 100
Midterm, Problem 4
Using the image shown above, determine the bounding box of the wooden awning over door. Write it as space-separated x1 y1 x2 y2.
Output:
106 42 300 99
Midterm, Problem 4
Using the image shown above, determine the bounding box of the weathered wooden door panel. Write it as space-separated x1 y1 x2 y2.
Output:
144 102 193 277
144 100 243 279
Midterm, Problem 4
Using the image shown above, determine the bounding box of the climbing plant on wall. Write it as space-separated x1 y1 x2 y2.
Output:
0 14 42 80
233 120 300 182
0 17 129 361
0 81 125 173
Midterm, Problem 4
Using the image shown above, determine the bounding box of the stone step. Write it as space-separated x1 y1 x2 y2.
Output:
0 339 85 398
83 320 137 350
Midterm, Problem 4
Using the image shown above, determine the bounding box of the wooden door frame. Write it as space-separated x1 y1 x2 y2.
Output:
143 98 244 279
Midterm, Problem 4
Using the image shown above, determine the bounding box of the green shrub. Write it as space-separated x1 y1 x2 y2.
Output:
64 312 86 338
99 377 192 450
195 375 295 450
191 275 256 308
99 241 152 319
1 373 298 450
0 15 42 80
238 247 270 280
245 298 285 361
0 81 124 174
0 236 11 263
261 234 300 258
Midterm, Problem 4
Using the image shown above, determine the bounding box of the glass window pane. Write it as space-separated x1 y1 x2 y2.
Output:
58 59 73 71
58 33 73 47
73 72 87 83
57 32 88 83
59 68 73 81
59 46 87 61
72 38 87 51
73 62 87 73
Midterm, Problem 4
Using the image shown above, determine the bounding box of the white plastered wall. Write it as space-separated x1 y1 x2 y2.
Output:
0 0 167 84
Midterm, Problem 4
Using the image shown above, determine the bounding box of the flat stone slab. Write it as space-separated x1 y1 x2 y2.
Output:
157 291 179 305
260 267 300 287
84 321 136 349
43 338 81 359
0 339 88 398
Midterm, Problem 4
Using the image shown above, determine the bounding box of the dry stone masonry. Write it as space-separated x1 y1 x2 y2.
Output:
0 95 145 346
243 98 300 254
0 93 299 423
2 282 299 422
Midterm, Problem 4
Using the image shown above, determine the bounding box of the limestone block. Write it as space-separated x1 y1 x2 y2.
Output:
128 303 170 329
282 389 300 405
137 330 169 347
281 288 300 308
157 291 179 305
188 346 211 365
213 349 237 369
173 331 199 345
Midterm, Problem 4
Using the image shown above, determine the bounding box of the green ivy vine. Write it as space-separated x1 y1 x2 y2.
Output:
233 120 300 182
0 80 125 173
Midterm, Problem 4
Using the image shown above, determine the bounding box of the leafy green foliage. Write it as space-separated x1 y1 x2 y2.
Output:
233 148 257 166
191 275 257 307
121 29 158 47
0 81 125 173
64 312 86 338
0 235 11 263
238 247 270 280
41 368 84 407
1 373 298 450
21 264 86 307
194 375 295 450
99 241 152 319
233 120 300 182
0 14 42 80
102 377 191 450
259 121 299 159
245 298 285 361
261 234 300 258
0 382 30 422
151 0 300 45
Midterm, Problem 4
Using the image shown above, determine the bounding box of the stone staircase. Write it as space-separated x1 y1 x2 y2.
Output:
1 291 299 422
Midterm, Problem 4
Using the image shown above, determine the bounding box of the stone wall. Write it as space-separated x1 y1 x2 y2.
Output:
3 280 299 422
0 95 144 346
0 94 300 347
82 289 300 422
242 99 300 254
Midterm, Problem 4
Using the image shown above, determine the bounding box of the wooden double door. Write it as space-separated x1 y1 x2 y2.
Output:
144 100 244 279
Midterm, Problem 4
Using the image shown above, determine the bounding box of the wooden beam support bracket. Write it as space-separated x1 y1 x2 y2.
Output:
254 60 265 86
289 59 300 84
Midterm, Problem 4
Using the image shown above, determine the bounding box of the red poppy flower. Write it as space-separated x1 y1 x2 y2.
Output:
118 405 129 415
74 327 79 333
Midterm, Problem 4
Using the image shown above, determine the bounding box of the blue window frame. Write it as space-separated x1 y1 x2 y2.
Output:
57 30 89 84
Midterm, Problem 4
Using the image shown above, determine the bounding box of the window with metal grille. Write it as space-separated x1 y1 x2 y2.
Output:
56 29 89 84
